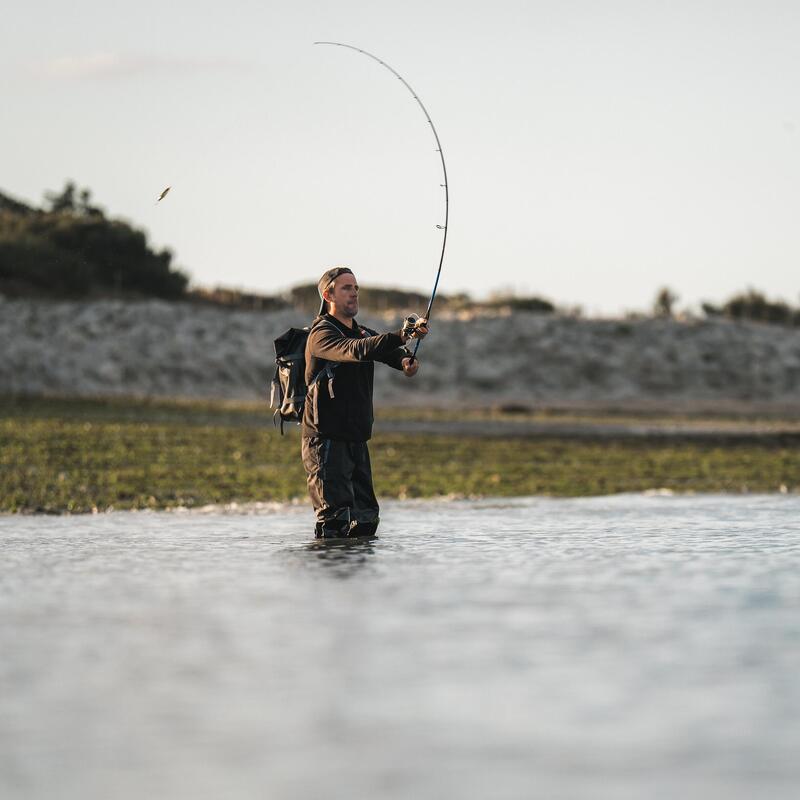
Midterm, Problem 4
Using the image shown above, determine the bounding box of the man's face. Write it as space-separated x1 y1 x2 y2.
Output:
326 273 359 318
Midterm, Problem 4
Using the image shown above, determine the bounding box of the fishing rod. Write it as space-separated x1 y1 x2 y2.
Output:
314 41 449 358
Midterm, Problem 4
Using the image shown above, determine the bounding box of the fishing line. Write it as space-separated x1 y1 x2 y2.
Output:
314 41 449 358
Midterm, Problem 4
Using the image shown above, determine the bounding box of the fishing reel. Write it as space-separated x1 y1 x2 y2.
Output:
401 314 429 341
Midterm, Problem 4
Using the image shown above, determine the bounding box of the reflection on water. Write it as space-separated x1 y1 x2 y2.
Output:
1 494 800 800
302 537 377 578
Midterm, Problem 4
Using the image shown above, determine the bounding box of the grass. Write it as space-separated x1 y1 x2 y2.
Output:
2 396 799 513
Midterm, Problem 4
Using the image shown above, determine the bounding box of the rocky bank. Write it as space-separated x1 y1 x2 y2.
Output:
2 297 800 413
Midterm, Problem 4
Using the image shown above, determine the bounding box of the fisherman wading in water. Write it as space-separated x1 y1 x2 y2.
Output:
302 267 428 538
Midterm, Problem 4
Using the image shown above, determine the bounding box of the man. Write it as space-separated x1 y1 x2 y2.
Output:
301 266 428 538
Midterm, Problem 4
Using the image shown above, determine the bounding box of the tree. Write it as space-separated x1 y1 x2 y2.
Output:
653 286 679 317
44 181 77 214
44 181 104 217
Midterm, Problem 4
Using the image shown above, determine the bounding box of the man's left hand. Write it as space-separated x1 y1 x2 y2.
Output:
401 357 419 377
400 316 429 343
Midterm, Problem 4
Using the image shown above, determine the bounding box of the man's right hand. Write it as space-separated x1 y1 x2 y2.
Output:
401 357 419 377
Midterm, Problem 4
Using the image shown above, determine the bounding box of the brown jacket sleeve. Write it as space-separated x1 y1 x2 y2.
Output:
308 322 405 363
375 345 412 371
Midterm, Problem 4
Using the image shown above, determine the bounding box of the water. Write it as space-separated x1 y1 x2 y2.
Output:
2 494 799 800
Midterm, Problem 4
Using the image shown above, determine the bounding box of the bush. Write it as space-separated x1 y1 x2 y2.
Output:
187 287 289 311
701 289 799 327
0 183 189 300
722 289 794 325
485 293 555 313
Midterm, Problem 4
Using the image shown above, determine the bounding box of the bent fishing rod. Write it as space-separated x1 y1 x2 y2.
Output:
314 41 449 358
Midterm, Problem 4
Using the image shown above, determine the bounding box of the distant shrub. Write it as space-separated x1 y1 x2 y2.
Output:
285 282 556 315
701 289 800 327
286 282 326 312
286 282 433 314
484 291 555 314
187 287 289 311
723 289 795 325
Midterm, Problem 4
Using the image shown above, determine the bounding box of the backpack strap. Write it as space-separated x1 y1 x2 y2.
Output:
269 376 278 408
307 317 347 398
309 362 339 398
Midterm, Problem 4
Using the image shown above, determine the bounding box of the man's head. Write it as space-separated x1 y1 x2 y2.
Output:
318 267 359 318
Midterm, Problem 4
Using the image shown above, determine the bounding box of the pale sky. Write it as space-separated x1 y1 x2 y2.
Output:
2 0 798 315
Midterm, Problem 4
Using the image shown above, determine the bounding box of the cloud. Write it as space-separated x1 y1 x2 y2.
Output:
35 52 254 81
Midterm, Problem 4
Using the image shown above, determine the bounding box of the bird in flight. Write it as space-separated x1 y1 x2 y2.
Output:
156 186 171 203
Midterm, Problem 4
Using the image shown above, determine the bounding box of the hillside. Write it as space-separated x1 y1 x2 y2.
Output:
0 184 187 300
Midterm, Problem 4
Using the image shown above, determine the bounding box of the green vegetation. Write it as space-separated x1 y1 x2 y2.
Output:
2 397 798 513
0 183 187 299
0 182 556 313
285 281 556 315
702 288 800 327
3 183 795 321
654 285 800 326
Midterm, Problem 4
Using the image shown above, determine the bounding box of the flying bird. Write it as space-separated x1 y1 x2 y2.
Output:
156 186 171 203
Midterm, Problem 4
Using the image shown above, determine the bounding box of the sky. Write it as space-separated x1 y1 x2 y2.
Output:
2 0 799 316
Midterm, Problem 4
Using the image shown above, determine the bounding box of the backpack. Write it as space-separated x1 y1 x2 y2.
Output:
270 327 310 433
270 320 340 434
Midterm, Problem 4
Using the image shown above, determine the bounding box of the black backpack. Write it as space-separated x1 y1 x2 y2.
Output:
270 321 340 433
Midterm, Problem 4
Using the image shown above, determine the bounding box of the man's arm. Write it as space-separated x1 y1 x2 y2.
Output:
308 323 405 363
375 345 413 371
365 318 428 371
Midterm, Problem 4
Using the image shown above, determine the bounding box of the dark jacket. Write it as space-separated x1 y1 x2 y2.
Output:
302 314 409 441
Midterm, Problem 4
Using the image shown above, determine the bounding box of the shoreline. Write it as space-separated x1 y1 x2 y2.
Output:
3 489 798 518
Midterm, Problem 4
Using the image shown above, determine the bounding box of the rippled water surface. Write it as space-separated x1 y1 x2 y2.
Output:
2 494 800 799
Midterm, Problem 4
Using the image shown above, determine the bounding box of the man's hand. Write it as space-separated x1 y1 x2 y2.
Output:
401 357 419 377
400 316 429 343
